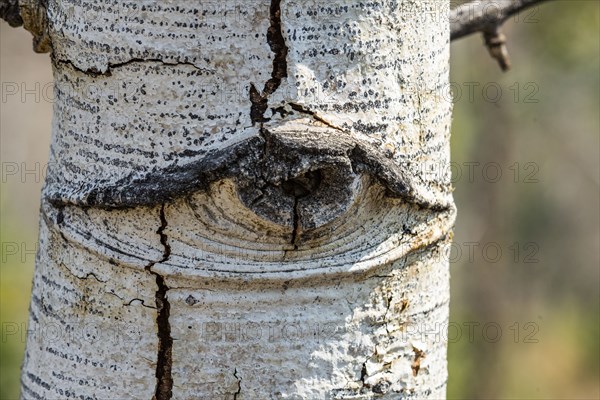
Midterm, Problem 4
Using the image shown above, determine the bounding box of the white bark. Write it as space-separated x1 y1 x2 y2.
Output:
20 0 455 398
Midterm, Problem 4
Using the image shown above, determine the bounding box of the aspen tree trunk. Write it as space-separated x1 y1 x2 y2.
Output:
18 0 455 398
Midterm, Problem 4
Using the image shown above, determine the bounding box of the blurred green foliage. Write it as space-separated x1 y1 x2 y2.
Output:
448 1 599 399
0 226 33 399
1 1 599 399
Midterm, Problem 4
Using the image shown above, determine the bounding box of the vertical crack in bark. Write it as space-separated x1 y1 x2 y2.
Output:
146 204 173 400
152 272 172 400
233 368 242 399
155 204 172 261
359 362 368 385
290 196 300 249
383 294 393 335
282 170 322 250
249 0 288 124
415 93 425 142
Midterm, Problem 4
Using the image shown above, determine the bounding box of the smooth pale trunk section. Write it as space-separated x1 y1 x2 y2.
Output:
21 1 454 399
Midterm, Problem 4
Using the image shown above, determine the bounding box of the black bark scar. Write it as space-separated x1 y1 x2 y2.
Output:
45 130 449 211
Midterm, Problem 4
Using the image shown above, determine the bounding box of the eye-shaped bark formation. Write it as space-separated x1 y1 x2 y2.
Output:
45 120 449 212
44 117 454 261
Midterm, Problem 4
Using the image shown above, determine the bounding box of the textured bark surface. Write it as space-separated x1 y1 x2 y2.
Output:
21 1 455 399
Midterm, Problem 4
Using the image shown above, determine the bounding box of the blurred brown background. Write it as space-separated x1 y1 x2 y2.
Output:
1 1 599 399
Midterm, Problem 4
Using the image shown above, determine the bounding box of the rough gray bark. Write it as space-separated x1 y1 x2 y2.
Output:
12 0 457 398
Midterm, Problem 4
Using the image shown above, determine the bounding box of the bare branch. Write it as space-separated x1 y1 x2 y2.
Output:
450 0 552 71
0 0 23 27
483 26 511 71
451 0 551 41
